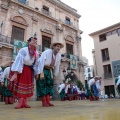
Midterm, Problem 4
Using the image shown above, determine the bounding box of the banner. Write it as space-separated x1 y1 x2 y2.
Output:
13 40 28 60
112 60 120 77
70 55 77 69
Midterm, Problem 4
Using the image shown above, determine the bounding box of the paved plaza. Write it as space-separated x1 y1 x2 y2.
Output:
0 99 120 120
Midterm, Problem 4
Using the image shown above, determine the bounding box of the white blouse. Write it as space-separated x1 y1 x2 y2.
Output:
0 67 3 82
11 47 39 73
35 49 61 76
3 67 10 80
96 80 101 90
88 78 95 88
58 83 65 93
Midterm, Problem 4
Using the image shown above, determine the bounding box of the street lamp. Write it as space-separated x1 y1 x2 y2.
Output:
62 67 74 82
71 70 74 76
62 69 66 77
67 67 71 73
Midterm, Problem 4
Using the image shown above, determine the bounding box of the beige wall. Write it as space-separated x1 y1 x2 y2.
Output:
91 24 120 95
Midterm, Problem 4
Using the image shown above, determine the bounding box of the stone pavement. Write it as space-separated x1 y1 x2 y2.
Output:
0 99 120 120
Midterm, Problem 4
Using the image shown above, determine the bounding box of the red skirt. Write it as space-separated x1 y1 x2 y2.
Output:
9 66 34 98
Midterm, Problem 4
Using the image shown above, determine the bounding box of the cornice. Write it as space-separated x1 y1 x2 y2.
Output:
10 0 58 22
47 0 81 18
0 42 14 49
9 0 80 31
89 22 120 36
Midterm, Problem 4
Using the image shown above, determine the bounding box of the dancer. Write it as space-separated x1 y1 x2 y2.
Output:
93 77 101 100
0 67 4 102
10 36 39 109
58 81 68 101
2 61 15 104
36 42 64 107
87 77 98 101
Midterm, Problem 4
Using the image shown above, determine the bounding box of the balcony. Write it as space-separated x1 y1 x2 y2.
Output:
41 9 52 16
102 57 110 62
0 34 13 45
104 73 112 79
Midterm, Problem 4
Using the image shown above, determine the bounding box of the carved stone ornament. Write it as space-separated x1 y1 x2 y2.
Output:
40 28 53 35
11 16 28 26
76 36 81 41
32 16 38 22
1 4 8 12
18 9 24 14
56 23 63 32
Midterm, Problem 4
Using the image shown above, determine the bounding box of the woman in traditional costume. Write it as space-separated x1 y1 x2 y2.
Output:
10 37 39 109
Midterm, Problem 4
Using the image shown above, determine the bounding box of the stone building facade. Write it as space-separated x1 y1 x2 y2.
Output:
0 0 84 98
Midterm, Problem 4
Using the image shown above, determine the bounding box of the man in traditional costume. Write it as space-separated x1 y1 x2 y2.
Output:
86 77 98 101
36 42 64 107
94 77 102 100
10 36 39 109
58 80 68 101
2 61 15 104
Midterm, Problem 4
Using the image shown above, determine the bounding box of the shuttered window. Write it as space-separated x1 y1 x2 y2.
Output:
66 43 73 55
11 26 25 41
42 35 51 52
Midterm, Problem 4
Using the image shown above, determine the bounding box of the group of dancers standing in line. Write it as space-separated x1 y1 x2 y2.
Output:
0 36 120 109
0 36 64 109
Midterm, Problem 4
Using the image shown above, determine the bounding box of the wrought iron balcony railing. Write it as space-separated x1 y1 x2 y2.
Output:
0 34 13 45
104 73 112 79
41 9 52 16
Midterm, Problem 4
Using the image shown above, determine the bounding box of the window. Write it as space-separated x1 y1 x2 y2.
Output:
66 17 70 25
106 32 111 37
112 30 117 35
101 48 110 62
42 5 50 15
66 43 73 55
99 34 106 41
43 6 49 12
42 36 51 52
18 0 26 4
88 73 91 78
11 26 25 41
117 28 120 36
88 68 90 72
103 64 112 78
